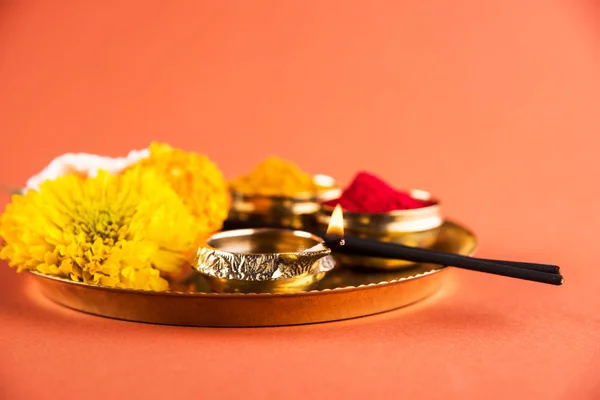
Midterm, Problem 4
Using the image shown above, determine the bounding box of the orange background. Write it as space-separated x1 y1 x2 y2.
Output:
1 1 599 399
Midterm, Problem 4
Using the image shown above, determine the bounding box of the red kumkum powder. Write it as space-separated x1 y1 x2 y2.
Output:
323 172 434 213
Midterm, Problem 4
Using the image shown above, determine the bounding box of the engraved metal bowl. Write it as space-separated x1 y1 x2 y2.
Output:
316 189 443 270
228 174 341 230
192 228 335 293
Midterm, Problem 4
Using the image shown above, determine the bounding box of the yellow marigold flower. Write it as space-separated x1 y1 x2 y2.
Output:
131 142 230 234
0 169 199 291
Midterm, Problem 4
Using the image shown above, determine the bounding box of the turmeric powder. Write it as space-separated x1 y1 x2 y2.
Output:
230 156 318 196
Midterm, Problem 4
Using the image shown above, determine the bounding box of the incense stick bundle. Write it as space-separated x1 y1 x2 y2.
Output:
323 236 563 285
323 236 560 273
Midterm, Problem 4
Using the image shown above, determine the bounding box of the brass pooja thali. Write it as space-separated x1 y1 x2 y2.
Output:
29 221 476 327
9 146 559 329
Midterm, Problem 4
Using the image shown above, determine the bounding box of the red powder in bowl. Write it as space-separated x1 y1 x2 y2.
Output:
323 172 434 213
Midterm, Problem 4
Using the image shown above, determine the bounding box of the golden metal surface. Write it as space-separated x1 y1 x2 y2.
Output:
193 229 334 293
228 174 341 229
29 221 476 327
203 271 329 294
317 189 443 269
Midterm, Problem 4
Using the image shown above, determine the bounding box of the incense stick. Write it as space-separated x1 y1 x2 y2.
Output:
337 235 560 274
335 235 563 285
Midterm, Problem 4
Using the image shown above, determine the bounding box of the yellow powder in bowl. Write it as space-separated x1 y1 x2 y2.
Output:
230 156 318 197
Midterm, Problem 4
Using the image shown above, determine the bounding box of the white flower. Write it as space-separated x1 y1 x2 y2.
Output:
24 148 150 193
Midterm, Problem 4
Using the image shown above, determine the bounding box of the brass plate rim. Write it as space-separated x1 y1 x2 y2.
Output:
30 265 445 297
28 264 444 297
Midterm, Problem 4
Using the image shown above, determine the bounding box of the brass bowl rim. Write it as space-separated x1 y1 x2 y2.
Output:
229 174 341 201
319 188 440 217
193 228 333 283
205 228 330 256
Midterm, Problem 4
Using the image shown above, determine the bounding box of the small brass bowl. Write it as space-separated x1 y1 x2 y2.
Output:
316 189 443 270
228 174 341 230
192 228 335 293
